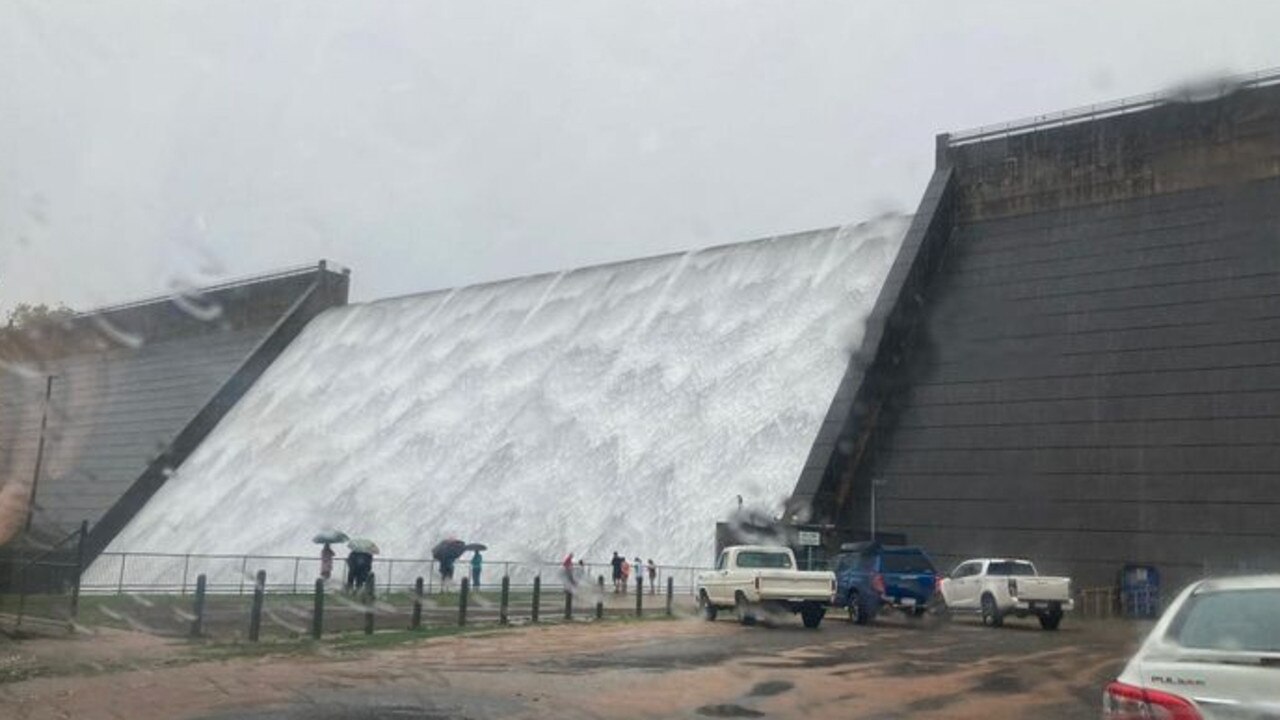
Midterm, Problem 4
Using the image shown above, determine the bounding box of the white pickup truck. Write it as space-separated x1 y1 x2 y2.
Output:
698 545 836 628
938 558 1073 630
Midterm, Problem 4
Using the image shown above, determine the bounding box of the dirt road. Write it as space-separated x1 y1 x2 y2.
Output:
2 613 1148 719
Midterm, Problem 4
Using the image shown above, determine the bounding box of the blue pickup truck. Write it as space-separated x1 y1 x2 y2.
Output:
833 543 940 625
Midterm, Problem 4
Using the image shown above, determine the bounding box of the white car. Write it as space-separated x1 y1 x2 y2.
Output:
1104 574 1280 719
939 558 1073 630
697 545 836 628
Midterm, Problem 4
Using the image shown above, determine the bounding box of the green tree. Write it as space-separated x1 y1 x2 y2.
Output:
4 302 75 330
0 302 77 362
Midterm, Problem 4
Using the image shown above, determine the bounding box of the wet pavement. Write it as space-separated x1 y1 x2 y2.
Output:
3 612 1149 719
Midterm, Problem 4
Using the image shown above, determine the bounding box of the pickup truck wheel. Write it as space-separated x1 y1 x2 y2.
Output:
847 592 871 626
800 605 825 629
735 592 757 626
698 591 718 622
1038 611 1062 631
981 594 1004 628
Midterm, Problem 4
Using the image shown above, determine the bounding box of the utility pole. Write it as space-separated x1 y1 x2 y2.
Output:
25 375 55 533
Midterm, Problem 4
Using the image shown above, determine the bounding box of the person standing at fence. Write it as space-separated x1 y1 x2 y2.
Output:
621 557 631 591
562 553 576 588
610 552 624 593
320 543 335 580
439 557 455 592
633 557 644 592
576 558 586 586
647 558 657 594
349 550 373 592
470 550 483 589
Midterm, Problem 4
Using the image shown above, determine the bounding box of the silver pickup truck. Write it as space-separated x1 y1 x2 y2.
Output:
697 545 836 628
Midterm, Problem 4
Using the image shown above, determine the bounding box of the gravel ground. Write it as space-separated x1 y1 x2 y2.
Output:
1 610 1150 719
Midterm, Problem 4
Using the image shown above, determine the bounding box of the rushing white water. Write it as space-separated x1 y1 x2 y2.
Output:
97 216 907 575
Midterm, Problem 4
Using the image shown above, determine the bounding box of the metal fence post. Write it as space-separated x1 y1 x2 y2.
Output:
180 554 191 596
191 574 207 637
531 576 541 623
666 576 674 616
248 569 266 641
458 577 470 627
500 576 510 625
636 576 643 617
70 520 88 622
117 553 128 595
292 557 300 595
596 576 604 620
386 560 393 592
411 577 424 630
363 572 376 635
312 578 324 639
239 556 248 595
564 584 573 621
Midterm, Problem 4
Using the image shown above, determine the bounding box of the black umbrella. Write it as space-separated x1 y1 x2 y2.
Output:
463 543 488 553
432 538 467 563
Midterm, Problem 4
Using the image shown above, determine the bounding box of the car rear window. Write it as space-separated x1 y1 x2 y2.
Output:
737 551 793 569
1167 588 1280 652
880 551 934 574
986 561 1036 576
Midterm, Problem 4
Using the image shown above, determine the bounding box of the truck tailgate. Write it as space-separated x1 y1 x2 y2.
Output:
1014 576 1070 602
885 572 936 604
757 571 835 601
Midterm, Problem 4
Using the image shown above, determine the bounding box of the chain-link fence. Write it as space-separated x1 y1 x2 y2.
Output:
82 552 709 597
67 562 700 642
0 522 89 633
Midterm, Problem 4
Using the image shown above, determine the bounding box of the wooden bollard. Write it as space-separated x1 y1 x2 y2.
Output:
411 576 424 630
363 573 376 635
499 576 510 625
531 576 541 623
635 575 643 617
458 577 470 626
666 576 674 616
595 575 605 620
248 569 266 641
190 574 208 638
312 578 324 639
564 585 573 621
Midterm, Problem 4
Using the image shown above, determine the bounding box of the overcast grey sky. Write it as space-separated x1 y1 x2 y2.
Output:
2 1 1278 312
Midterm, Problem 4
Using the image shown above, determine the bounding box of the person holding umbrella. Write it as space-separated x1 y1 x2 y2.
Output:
345 538 380 593
432 538 485 593
313 530 348 582
320 543 335 580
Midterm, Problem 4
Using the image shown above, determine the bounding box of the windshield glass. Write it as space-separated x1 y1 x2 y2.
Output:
4 4 1276 719
881 552 934 574
1167 589 1280 652
737 551 793 569
986 562 1037 577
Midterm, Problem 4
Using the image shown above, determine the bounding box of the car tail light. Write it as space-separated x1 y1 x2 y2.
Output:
1008 578 1018 597
1103 681 1201 720
872 573 885 594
